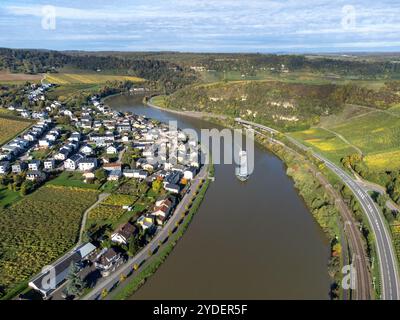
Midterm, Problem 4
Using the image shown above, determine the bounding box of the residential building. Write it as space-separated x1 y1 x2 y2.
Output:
64 154 84 171
103 162 122 172
137 215 155 231
29 242 96 298
108 170 122 181
106 144 118 155
0 161 10 175
28 160 41 171
184 167 197 180
164 183 180 194
78 158 98 172
12 162 27 174
44 159 55 171
80 144 94 156
26 170 46 182
111 223 138 245
94 248 121 272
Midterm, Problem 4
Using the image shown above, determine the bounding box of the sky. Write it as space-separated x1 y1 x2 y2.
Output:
0 0 400 53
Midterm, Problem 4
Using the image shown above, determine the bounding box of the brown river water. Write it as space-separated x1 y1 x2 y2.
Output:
107 94 331 299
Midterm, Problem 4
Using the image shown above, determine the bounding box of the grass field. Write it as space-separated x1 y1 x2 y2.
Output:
0 186 99 298
0 187 21 209
0 117 32 146
47 172 101 190
45 73 144 85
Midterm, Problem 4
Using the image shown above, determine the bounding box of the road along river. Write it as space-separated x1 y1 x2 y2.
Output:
107 94 331 299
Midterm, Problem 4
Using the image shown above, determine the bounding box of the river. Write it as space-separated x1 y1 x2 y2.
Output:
107 94 331 299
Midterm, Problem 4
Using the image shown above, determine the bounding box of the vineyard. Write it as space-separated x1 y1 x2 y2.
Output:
0 117 31 146
102 194 136 207
87 204 128 226
0 186 99 298
289 128 358 163
290 105 400 172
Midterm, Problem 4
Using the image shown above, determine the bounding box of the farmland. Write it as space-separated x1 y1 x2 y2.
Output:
0 186 99 298
0 71 42 84
289 128 358 164
86 180 157 232
289 105 400 172
44 73 144 85
0 117 32 146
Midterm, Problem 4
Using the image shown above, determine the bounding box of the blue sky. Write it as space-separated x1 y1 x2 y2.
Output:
0 0 399 53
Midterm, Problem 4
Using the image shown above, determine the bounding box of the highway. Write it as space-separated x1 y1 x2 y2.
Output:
236 118 400 300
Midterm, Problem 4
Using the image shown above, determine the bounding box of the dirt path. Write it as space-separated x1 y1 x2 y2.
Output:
347 104 400 119
76 192 110 247
319 126 364 156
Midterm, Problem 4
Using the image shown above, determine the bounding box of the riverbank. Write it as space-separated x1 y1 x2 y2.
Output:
109 166 212 300
143 96 357 299
145 96 228 121
106 93 332 299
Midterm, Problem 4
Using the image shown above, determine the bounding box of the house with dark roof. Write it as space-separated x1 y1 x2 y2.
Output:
164 183 180 194
28 242 96 298
111 222 138 245
0 161 10 175
64 154 84 171
78 158 98 172
12 162 27 174
94 248 121 272
28 160 41 171
26 170 46 182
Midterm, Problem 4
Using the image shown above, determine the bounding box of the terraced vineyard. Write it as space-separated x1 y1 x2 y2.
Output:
0 186 99 298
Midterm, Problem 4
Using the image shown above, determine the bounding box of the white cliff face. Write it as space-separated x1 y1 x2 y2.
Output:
272 114 299 122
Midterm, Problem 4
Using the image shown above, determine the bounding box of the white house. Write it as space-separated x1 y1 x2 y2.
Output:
68 132 81 142
26 170 46 182
136 215 155 231
107 170 122 181
12 162 26 174
55 148 70 161
28 160 41 171
184 167 197 180
78 158 98 172
111 223 137 245
164 183 180 194
123 169 148 179
38 139 51 149
80 144 94 156
106 144 118 155
64 154 84 171
44 159 55 171
0 161 10 175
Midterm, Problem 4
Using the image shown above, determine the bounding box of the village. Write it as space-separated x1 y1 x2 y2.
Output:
0 82 203 300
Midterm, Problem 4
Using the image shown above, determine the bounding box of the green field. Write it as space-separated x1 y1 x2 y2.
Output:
0 186 99 298
47 172 101 190
0 187 21 208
